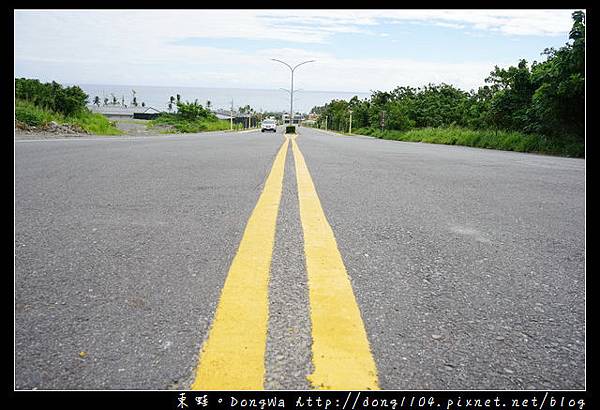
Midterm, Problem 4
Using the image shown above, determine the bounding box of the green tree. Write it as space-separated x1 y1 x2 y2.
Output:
175 98 213 121
485 60 535 132
309 10 585 146
528 10 585 139
15 78 87 116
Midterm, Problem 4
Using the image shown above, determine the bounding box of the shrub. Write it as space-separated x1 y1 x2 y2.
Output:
15 78 88 116
15 98 122 135
54 85 88 116
367 126 584 157
149 114 231 133
15 101 53 126
176 100 211 121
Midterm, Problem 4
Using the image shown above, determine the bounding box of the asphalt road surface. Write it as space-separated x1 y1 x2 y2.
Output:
14 127 585 390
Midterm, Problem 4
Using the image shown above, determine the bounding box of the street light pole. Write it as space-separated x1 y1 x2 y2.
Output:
271 59 315 126
279 88 303 124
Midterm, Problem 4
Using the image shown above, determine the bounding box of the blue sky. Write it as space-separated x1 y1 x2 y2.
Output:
14 9 580 93
172 24 566 64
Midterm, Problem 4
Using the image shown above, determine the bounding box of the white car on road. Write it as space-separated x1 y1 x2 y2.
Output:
261 119 277 132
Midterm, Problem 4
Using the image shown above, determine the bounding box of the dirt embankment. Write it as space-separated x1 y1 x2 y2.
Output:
15 120 89 137
14 118 172 139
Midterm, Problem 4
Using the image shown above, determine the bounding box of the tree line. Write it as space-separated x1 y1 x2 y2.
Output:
311 11 584 144
15 78 88 117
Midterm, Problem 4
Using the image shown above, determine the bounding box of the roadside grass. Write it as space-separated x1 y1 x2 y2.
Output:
69 111 123 135
352 126 584 158
149 114 242 133
16 99 122 135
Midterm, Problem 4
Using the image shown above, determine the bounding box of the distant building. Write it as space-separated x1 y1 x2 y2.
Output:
133 107 162 120
214 112 233 120
282 113 305 124
212 109 258 128
88 105 163 119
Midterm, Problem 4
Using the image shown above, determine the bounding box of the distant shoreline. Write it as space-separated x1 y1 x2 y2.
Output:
75 83 371 96
76 84 371 114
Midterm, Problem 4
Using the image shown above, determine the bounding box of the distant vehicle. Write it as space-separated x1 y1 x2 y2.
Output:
261 119 277 132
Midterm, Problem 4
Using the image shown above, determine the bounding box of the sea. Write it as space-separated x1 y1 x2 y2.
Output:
77 84 371 114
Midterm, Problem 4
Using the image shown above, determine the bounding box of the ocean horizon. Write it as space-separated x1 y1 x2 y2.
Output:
77 83 371 114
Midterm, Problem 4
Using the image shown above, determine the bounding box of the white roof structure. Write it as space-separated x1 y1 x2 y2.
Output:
88 105 163 116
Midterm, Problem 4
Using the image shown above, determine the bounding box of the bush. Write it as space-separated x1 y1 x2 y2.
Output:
349 126 583 157
69 111 122 135
15 100 53 126
15 78 88 116
149 113 231 133
55 85 88 116
15 98 122 135
176 100 212 121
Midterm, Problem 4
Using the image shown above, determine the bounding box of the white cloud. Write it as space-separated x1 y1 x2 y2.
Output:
381 9 577 36
14 9 580 93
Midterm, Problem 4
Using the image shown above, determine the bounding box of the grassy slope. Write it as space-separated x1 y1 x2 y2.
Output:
149 114 241 133
16 99 122 135
350 126 584 158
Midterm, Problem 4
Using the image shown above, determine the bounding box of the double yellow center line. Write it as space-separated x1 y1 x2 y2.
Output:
192 135 379 390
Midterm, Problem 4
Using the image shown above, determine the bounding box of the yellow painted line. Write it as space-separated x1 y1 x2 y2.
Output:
192 137 290 390
291 138 379 390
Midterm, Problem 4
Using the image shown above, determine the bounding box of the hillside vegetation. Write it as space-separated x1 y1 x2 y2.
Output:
149 98 237 133
311 11 585 157
15 78 122 135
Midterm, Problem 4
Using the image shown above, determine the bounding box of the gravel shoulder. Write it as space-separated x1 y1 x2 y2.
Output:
110 118 174 136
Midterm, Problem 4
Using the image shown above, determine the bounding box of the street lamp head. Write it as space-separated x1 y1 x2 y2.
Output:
271 58 316 125
271 58 316 71
293 60 316 70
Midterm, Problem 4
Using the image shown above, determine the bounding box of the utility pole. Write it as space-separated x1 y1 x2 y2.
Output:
230 99 234 131
271 59 315 127
349 110 353 134
325 115 328 131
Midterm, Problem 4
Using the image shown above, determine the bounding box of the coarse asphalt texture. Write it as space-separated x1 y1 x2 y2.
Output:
14 126 585 390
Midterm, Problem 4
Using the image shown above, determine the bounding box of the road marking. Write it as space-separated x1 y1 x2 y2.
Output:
191 137 289 390
291 138 379 390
